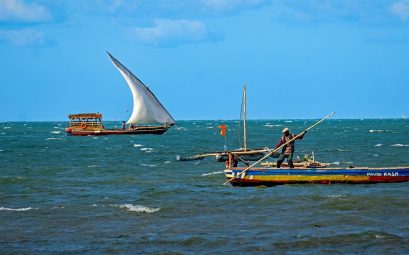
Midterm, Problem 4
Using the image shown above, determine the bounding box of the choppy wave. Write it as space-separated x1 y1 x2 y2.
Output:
264 124 283 127
45 138 63 141
140 147 154 151
201 171 224 177
116 204 160 213
375 144 382 147
391 144 409 147
336 148 351 152
331 161 340 165
133 144 143 147
0 207 35 211
50 131 61 134
141 163 157 167
369 129 385 133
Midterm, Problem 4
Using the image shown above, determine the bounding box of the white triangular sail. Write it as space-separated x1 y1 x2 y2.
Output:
107 53 176 125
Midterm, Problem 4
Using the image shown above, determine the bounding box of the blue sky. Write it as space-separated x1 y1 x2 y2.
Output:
1 0 409 121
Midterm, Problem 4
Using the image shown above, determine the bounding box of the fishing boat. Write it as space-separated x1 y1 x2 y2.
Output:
65 53 175 136
224 163 409 187
223 113 409 186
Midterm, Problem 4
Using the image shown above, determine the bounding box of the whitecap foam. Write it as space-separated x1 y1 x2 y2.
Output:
264 124 283 127
284 120 293 123
369 129 385 133
140 148 154 151
0 207 35 211
391 144 409 147
331 161 340 165
50 131 61 134
206 126 214 129
87 165 98 168
1 133 5 135
133 144 143 147
375 144 382 147
201 171 224 177
141 163 157 167
3 127 11 129
336 148 350 152
0 150 3 152
118 204 160 213
45 138 63 141
164 161 171 164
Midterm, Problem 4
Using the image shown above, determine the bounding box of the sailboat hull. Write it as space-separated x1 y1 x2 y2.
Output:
66 126 169 136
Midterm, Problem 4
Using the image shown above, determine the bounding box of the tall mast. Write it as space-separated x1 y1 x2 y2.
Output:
243 83 247 151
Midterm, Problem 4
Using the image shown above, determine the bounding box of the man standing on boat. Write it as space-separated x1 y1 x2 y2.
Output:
275 128 306 168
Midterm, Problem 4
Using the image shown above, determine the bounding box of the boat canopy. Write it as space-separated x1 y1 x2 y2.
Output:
68 113 102 119
107 52 176 126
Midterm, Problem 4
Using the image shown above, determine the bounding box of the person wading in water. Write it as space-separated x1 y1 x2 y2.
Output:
275 127 306 168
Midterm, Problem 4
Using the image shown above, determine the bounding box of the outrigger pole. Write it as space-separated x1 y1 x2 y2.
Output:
223 112 336 185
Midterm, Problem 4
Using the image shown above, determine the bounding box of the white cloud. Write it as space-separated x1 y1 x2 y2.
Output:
0 0 52 22
0 29 44 45
128 19 221 46
390 0 409 20
201 0 267 12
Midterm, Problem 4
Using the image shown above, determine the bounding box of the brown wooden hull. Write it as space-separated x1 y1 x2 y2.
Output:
66 126 169 136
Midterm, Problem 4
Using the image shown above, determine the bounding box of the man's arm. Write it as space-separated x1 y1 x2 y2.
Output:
275 138 284 149
296 131 307 140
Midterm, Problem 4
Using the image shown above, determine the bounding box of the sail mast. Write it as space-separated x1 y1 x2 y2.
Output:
243 83 247 151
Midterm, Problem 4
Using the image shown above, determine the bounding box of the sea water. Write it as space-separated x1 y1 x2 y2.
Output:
0 119 408 254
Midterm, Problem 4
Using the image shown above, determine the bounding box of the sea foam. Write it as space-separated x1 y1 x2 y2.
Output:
118 204 160 213
201 171 224 177
0 207 35 211
391 144 409 147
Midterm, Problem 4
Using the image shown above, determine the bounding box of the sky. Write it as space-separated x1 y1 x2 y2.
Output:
1 0 409 121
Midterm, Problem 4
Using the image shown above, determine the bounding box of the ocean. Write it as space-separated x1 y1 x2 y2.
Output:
0 119 408 254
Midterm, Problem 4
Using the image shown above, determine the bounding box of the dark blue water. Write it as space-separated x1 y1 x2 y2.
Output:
1 119 409 254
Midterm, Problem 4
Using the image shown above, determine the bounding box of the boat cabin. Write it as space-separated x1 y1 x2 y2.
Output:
68 113 103 130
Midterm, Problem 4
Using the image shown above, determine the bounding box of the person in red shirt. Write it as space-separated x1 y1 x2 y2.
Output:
275 127 306 168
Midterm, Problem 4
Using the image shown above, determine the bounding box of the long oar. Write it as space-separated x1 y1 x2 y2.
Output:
223 112 335 185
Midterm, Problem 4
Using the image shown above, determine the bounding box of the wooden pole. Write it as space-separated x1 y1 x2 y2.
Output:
223 112 335 185
243 84 247 151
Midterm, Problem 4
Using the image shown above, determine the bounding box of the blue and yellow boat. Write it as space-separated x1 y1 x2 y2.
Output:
224 164 409 187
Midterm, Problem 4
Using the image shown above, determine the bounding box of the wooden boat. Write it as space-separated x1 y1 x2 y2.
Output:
224 153 409 186
65 113 169 136
66 53 175 136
